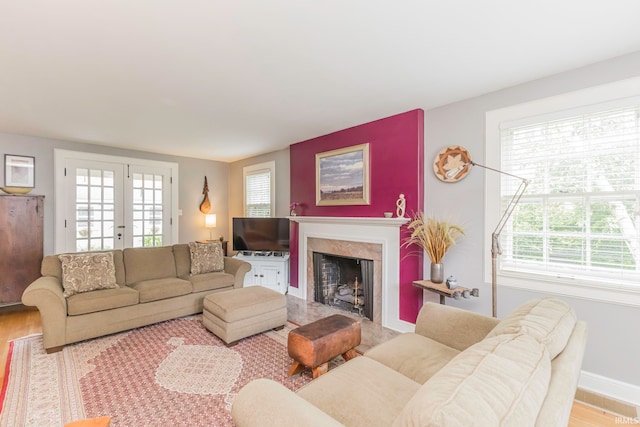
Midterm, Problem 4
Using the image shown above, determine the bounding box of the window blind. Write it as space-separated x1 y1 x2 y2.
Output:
245 169 272 217
500 104 640 286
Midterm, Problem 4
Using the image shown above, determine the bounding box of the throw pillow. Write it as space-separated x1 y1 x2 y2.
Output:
485 297 577 359
58 252 118 298
189 241 224 275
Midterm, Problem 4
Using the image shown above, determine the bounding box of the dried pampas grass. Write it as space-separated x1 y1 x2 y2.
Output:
403 212 464 263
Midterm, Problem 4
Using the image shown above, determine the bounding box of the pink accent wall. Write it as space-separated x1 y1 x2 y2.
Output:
289 109 425 323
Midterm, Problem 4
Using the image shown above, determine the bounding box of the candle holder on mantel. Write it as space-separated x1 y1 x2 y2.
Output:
289 202 300 216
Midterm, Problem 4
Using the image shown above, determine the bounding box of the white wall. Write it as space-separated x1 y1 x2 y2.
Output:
0 132 229 254
423 51 640 392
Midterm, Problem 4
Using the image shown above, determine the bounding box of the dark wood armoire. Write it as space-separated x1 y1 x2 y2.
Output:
0 194 44 306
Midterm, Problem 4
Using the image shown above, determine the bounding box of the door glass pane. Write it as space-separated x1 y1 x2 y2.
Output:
76 169 88 185
75 167 117 251
132 172 164 247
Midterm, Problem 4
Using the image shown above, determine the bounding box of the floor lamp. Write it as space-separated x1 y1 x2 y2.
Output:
434 146 528 317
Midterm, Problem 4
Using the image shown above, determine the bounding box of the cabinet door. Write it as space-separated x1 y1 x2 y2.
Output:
0 195 44 305
260 264 281 292
243 262 262 287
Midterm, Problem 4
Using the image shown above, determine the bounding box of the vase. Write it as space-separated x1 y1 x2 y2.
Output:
430 263 444 284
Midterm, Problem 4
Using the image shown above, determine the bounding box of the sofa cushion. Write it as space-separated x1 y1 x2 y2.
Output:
172 243 192 279
486 298 576 359
189 271 235 292
395 334 551 427
67 286 139 316
188 241 224 275
297 356 421 427
58 252 119 297
123 246 177 285
365 333 460 384
129 277 192 303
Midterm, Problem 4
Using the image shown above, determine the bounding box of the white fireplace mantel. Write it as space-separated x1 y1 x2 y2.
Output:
288 216 409 227
288 216 414 333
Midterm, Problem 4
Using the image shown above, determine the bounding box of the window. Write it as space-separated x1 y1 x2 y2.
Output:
243 161 275 217
486 77 640 306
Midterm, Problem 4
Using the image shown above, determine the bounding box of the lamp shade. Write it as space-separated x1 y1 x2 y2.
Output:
205 213 217 228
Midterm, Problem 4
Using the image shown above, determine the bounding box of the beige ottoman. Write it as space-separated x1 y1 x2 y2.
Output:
203 286 287 346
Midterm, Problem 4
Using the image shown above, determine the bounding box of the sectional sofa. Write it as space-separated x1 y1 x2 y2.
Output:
232 298 587 427
22 243 251 353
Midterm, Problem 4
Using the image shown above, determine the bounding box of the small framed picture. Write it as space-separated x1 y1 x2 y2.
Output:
4 154 35 188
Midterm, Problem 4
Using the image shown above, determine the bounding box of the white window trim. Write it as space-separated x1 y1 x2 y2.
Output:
54 149 179 253
243 160 276 217
485 76 640 308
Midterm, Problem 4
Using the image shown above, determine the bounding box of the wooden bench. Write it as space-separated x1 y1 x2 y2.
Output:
287 314 361 379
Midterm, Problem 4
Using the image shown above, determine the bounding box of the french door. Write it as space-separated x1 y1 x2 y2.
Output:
66 159 125 251
55 150 178 253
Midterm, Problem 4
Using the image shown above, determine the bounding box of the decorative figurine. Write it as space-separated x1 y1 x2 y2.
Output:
199 176 211 214
396 194 406 218
446 275 458 290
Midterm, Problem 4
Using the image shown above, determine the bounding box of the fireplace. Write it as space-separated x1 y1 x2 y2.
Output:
289 216 414 333
313 252 374 320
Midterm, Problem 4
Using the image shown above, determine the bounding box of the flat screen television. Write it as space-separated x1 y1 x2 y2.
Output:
232 217 290 252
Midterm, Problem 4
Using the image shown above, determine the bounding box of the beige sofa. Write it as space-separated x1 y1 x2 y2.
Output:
232 298 587 427
22 244 251 353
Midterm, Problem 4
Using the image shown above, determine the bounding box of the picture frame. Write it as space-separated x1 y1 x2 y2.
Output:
4 154 35 188
316 143 370 206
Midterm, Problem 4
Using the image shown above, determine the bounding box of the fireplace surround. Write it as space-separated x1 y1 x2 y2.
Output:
288 216 413 332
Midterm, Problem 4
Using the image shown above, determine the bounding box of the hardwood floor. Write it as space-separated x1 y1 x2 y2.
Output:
0 306 42 387
0 307 621 426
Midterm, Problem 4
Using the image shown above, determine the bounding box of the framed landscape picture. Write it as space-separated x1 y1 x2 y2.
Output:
316 143 370 206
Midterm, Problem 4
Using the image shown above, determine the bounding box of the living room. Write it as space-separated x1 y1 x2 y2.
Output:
1 2 639 426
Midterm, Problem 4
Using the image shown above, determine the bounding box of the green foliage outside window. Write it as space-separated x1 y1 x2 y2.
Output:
503 106 639 278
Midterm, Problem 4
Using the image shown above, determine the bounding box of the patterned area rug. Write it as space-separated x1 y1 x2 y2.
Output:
1 316 314 426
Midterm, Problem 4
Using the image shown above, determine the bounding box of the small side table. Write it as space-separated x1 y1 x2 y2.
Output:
412 280 478 305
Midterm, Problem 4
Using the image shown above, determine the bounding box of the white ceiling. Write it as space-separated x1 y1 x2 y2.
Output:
1 1 640 162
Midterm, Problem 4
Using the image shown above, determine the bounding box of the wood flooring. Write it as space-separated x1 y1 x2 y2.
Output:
0 306 621 426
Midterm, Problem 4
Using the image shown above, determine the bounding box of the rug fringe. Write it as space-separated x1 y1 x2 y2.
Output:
0 340 15 413
9 333 43 342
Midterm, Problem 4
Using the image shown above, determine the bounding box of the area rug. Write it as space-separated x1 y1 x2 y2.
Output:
1 316 316 427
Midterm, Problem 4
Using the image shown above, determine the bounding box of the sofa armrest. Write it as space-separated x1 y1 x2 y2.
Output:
232 379 344 427
535 320 588 427
21 276 68 352
414 302 500 352
223 257 251 288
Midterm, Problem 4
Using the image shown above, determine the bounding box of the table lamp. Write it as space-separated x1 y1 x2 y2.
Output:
205 213 217 241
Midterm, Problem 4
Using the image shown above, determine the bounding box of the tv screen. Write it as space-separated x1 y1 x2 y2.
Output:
233 217 290 252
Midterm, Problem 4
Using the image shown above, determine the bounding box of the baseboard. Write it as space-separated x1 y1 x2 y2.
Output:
287 285 303 299
578 370 640 414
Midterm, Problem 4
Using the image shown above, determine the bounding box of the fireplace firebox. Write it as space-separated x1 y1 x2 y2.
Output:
312 252 374 320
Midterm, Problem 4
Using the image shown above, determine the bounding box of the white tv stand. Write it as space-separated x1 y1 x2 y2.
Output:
234 252 290 295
